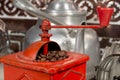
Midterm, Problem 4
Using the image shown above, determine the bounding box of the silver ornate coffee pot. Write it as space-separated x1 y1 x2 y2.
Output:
12 0 100 79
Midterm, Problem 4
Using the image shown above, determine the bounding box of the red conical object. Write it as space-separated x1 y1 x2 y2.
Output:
97 6 114 27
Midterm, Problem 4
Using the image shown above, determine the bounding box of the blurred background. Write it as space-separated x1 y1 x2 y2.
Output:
0 0 120 80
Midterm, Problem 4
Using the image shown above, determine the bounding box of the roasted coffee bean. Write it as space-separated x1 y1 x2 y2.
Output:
50 51 57 57
65 55 69 58
52 51 57 54
38 56 42 59
40 58 46 61
58 57 63 60
58 51 66 57
37 50 69 62
50 58 57 62
62 56 67 59
46 60 50 62
50 53 56 57
46 55 52 59
55 54 59 58
40 54 46 58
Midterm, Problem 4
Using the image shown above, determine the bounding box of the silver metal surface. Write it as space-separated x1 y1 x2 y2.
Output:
0 19 13 56
45 0 87 25
0 63 4 80
75 28 100 79
12 0 100 79
46 0 78 13
12 0 66 25
97 54 120 80
97 43 120 80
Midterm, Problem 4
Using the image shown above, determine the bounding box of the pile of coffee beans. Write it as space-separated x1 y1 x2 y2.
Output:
37 50 69 62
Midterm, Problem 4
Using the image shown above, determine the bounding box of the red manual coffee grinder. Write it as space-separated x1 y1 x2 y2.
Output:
0 6 114 80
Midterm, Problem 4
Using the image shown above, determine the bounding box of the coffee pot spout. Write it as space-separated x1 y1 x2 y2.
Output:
12 0 66 25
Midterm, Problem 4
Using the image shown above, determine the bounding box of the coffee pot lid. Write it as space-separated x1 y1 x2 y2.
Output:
46 0 80 14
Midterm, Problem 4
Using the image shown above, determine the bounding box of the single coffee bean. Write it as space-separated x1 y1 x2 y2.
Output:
58 57 63 60
40 58 46 61
55 54 59 58
40 54 46 58
58 51 66 57
50 58 57 62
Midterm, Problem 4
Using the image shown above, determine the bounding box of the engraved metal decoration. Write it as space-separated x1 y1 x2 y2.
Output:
0 19 5 32
0 0 120 24
0 0 36 19
0 19 13 55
